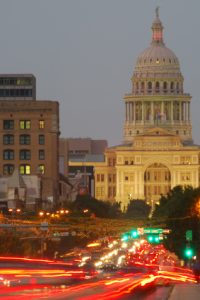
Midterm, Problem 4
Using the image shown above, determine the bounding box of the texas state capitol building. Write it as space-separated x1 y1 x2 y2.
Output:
94 9 200 209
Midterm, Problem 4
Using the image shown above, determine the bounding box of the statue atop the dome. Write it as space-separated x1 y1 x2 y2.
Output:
155 6 159 18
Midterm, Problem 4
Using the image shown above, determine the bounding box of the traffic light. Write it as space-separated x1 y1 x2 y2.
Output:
131 229 139 239
184 246 194 259
121 234 129 242
147 234 160 243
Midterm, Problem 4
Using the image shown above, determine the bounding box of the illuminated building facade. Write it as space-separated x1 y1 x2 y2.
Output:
94 9 200 209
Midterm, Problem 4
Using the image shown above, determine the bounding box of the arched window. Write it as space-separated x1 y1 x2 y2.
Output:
148 82 152 93
136 82 139 94
176 82 180 94
155 81 160 93
163 82 167 93
170 82 174 92
141 82 145 93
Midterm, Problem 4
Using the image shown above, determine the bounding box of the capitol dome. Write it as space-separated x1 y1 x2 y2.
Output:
124 7 192 145
133 8 182 79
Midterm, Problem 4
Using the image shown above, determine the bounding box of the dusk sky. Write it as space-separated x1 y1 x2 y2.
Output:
0 0 200 146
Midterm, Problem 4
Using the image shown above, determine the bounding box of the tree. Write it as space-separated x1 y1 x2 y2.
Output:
153 186 200 259
73 194 121 218
125 199 151 219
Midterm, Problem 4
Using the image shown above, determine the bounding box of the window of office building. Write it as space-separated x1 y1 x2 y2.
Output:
3 134 14 145
38 164 45 174
39 150 45 160
20 120 31 129
3 149 14 160
19 164 31 175
20 149 31 160
39 134 45 145
39 120 45 129
3 120 14 130
3 164 14 175
20 134 31 145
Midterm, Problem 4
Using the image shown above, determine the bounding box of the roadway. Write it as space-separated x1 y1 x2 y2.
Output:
0 236 199 299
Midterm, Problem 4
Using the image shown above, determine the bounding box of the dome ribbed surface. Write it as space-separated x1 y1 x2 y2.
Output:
136 45 179 66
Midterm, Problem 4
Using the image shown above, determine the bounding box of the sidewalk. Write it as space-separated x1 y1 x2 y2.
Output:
169 283 200 300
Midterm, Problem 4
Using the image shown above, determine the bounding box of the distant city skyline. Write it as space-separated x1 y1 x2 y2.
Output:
0 0 200 146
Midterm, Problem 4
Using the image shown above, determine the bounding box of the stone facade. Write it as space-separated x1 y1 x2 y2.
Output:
94 9 200 209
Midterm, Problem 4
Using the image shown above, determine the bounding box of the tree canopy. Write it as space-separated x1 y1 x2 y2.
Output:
73 194 121 218
152 186 200 259
125 199 151 219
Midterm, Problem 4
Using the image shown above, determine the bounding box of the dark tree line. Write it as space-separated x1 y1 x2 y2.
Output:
152 185 200 259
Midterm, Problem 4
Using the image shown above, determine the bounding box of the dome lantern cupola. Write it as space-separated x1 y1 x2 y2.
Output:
151 7 164 46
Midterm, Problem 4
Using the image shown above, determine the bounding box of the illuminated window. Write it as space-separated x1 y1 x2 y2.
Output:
39 149 45 160
20 149 31 160
20 120 31 129
20 134 30 145
3 120 14 129
39 120 45 129
39 134 45 145
3 149 14 160
3 164 14 175
20 164 31 174
38 164 45 174
3 134 14 145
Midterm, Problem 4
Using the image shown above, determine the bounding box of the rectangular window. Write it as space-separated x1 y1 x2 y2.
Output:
20 134 31 145
39 135 45 145
39 149 45 160
3 164 14 175
108 174 112 182
38 164 45 174
101 174 104 182
3 134 14 145
3 120 14 130
3 150 14 160
39 120 45 129
97 174 100 182
19 164 31 175
20 120 31 129
20 150 31 160
113 174 116 182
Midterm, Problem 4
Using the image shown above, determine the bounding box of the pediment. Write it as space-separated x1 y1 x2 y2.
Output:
142 127 175 137
133 127 182 149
